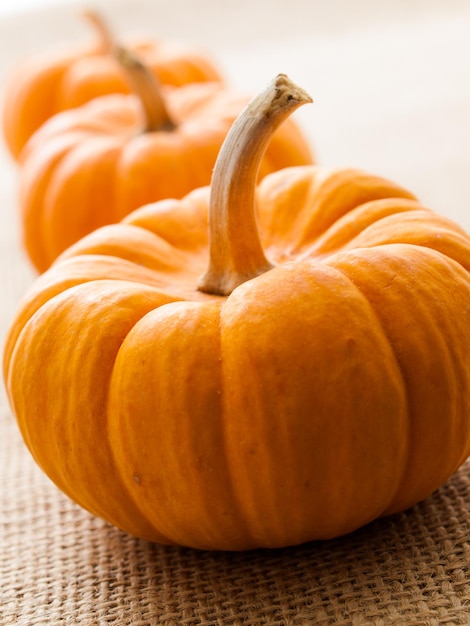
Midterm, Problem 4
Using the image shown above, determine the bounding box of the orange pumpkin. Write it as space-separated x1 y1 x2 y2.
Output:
17 51 313 273
2 10 223 160
5 75 470 551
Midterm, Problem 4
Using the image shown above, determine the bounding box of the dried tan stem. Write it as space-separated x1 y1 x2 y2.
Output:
198 74 313 296
82 9 115 52
114 47 176 133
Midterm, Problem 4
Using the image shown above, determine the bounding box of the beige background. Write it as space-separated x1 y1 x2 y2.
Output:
2 1 470 624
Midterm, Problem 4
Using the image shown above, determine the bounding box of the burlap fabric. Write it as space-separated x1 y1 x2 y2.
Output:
0 400 470 626
2 2 470 624
2 404 470 626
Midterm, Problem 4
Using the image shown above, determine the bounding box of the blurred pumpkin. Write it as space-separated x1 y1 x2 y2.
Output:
2 10 223 159
17 50 313 273
5 74 470 551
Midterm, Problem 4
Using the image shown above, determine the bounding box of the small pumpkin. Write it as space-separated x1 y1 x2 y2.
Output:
5 75 470 551
17 51 313 273
2 10 223 160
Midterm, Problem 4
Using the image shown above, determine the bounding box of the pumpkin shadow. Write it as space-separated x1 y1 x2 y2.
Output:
96 459 470 624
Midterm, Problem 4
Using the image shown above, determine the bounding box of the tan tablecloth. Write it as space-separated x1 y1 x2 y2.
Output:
2 1 470 624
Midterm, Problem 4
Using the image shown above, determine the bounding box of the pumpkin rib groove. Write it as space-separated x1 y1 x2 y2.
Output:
65 285 179 540
324 211 470 273
324 254 412 517
54 241 213 307
217 261 410 545
105 314 177 546
41 136 125 267
4 58 75 158
216 295 274 548
300 198 426 258
19 132 92 271
328 243 470 514
6 281 179 541
199 301 253 549
106 300 250 549
290 168 417 251
2 254 197 383
255 168 418 260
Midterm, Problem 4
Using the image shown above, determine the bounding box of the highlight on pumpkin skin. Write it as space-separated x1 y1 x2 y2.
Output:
198 73 313 296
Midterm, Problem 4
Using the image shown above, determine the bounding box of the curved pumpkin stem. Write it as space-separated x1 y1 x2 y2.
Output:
82 9 115 53
82 10 175 133
198 74 313 296
114 46 176 133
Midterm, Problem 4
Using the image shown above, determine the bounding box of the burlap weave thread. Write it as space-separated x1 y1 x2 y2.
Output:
2 404 470 625
2 2 470 624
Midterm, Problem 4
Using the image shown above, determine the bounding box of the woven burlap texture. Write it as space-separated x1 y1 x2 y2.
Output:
2 2 470 624
2 399 470 626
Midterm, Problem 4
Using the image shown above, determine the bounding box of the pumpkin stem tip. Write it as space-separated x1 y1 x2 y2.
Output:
272 74 313 108
81 8 115 52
